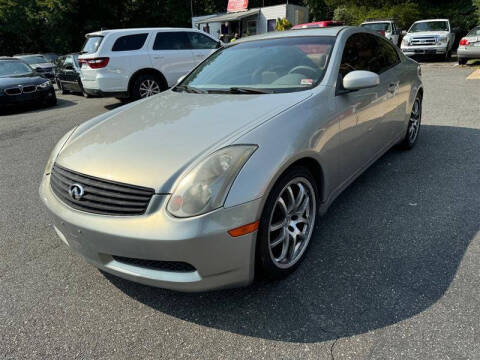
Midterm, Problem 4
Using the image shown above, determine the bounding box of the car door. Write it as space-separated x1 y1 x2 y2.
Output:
55 56 66 85
374 37 406 140
62 55 78 90
334 33 391 183
149 31 195 87
186 32 219 66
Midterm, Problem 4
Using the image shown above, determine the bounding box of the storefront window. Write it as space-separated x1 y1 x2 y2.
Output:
267 19 276 32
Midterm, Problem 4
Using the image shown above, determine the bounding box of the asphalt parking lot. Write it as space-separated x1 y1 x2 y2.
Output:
1 63 479 359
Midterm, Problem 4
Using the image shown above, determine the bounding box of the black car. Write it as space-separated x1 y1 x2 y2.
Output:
0 57 57 111
14 54 56 80
55 53 86 96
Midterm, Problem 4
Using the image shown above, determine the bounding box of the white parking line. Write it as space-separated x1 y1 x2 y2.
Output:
466 69 480 80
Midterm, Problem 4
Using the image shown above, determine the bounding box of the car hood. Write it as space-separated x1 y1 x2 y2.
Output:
31 62 55 69
56 90 312 192
0 75 46 88
407 31 449 38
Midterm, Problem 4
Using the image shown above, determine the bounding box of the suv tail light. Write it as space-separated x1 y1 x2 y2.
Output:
459 38 470 46
378 30 386 36
79 57 110 69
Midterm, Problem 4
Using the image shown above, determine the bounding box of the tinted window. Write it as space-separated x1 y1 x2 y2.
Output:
362 23 391 32
375 37 400 72
187 32 218 49
153 32 190 50
55 56 66 68
82 36 103 54
112 33 148 51
18 55 48 65
64 55 75 68
340 33 399 78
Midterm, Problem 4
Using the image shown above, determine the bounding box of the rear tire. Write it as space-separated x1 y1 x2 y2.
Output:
256 166 318 280
400 95 422 149
130 73 165 101
58 81 69 95
458 57 467 65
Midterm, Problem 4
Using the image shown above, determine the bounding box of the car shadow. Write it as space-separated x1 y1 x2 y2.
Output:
104 124 480 343
0 98 76 116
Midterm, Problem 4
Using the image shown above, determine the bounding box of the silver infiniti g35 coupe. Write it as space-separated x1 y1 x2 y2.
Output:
40 27 423 292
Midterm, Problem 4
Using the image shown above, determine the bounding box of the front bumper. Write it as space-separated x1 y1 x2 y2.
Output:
401 45 447 56
0 87 55 107
39 174 262 292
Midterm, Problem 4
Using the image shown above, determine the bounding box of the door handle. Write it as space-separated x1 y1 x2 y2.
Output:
387 83 397 93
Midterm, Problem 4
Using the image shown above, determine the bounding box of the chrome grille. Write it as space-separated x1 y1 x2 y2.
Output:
5 87 22 95
50 164 155 216
22 85 36 93
410 37 437 46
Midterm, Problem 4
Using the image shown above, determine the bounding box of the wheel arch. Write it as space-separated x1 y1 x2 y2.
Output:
127 68 168 96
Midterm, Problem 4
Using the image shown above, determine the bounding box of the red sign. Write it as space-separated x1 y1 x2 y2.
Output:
227 0 248 12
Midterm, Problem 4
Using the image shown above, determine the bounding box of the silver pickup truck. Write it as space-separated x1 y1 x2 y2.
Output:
401 19 455 61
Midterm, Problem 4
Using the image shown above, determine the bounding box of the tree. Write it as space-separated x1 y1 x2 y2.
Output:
275 17 293 31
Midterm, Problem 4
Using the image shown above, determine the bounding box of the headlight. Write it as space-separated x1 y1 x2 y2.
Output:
37 80 52 89
402 37 410 46
437 36 447 44
167 145 257 218
44 127 77 175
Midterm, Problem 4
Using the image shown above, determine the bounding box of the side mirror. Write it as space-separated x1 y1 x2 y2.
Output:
401 30 407 36
343 70 380 91
176 75 186 85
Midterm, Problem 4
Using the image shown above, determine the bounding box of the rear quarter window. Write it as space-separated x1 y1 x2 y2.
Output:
112 33 148 52
82 36 103 54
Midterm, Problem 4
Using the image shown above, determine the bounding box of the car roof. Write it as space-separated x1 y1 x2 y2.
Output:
0 57 21 61
14 54 45 57
361 20 392 24
85 27 202 37
235 26 348 43
414 19 449 23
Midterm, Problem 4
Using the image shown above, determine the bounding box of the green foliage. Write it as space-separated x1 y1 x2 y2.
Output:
275 17 293 31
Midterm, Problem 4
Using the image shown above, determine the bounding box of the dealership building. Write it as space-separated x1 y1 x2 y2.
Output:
192 1 309 41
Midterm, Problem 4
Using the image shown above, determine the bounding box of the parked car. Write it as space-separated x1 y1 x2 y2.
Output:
40 27 423 292
401 19 455 60
291 21 343 30
457 25 480 65
14 54 56 79
0 57 56 111
55 53 86 96
360 19 401 46
78 28 222 101
42 53 59 63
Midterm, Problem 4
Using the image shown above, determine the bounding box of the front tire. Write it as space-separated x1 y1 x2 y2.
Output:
256 166 318 280
400 95 422 149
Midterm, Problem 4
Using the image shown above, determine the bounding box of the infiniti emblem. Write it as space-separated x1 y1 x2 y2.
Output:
68 183 85 200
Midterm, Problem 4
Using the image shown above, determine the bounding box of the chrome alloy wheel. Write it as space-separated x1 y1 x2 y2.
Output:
268 177 316 269
408 98 421 144
139 79 161 98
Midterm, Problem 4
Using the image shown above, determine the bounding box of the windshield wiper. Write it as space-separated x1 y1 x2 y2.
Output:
212 87 274 94
174 85 206 94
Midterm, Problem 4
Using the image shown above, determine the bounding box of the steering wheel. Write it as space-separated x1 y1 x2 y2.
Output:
288 65 320 79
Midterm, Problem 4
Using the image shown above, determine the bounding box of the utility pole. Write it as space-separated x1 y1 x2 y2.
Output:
190 0 194 25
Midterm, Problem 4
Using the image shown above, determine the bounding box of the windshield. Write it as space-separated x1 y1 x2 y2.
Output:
467 26 480 36
19 55 48 65
82 36 103 54
178 36 335 93
43 54 58 62
0 61 33 77
409 21 449 33
362 23 391 32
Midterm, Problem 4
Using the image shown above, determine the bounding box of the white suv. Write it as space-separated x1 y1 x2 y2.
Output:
78 28 221 101
401 19 455 60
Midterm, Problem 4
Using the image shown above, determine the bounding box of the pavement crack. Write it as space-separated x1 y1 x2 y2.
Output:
330 338 339 360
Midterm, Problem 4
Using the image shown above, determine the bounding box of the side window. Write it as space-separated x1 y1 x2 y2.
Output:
187 32 218 49
112 33 148 52
375 37 400 73
55 56 65 68
339 33 379 77
64 55 74 68
153 32 190 50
